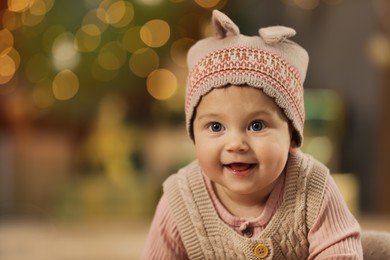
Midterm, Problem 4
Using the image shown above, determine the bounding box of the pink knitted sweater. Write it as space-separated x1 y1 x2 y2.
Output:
141 152 362 259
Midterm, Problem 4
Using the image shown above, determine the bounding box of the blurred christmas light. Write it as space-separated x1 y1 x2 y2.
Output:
96 0 134 27
110 1 134 28
7 48 20 72
52 32 80 70
21 7 45 27
74 24 102 52
29 0 54 16
121 26 145 53
140 19 170 48
146 69 177 100
0 54 16 85
367 33 390 68
2 9 22 30
194 0 221 9
101 1 126 25
134 0 164 6
129 47 159 77
82 9 108 33
52 69 79 100
0 29 14 56
7 0 30 13
98 41 127 71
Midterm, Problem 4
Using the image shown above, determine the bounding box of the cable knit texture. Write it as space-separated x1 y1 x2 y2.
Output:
163 152 328 259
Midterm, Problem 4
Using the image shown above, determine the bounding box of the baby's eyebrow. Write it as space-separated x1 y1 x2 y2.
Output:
244 108 276 117
196 113 221 121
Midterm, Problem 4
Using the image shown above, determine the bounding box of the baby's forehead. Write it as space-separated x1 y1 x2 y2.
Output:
198 85 282 111
203 85 289 119
202 85 271 100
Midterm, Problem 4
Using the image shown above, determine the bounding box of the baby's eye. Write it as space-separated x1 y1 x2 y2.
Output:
208 122 225 132
248 121 266 131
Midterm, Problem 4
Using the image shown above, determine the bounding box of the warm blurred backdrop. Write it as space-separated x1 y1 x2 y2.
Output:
0 0 390 259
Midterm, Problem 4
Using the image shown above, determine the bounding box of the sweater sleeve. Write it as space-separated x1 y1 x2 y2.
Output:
308 174 363 259
140 194 188 260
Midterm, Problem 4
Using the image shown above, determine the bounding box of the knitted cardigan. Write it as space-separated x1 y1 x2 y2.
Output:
163 152 328 259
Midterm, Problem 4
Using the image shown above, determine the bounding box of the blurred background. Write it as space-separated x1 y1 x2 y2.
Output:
0 0 390 259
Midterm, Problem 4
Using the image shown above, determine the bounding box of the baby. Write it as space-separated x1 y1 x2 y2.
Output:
141 10 362 259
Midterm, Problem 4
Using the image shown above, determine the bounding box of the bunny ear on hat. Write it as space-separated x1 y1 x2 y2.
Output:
212 10 240 38
259 26 296 44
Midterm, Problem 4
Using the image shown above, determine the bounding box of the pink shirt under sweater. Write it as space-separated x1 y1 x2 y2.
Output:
141 171 363 259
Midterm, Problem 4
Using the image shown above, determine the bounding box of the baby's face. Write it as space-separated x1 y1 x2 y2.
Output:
193 85 293 200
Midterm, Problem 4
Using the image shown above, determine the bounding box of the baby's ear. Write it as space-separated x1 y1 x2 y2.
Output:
289 128 300 153
289 145 299 154
212 10 240 39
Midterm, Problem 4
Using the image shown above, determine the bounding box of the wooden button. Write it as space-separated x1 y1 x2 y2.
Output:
254 243 269 259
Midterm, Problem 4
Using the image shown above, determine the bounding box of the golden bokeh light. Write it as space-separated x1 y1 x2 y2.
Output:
96 0 134 27
194 0 221 9
103 1 126 24
21 8 45 27
7 0 31 13
368 33 390 68
7 48 21 71
32 78 55 108
82 9 108 34
2 9 22 31
170 38 195 68
121 26 145 53
52 32 80 70
25 53 51 83
140 19 170 48
98 41 127 71
129 48 159 77
110 1 134 28
0 54 16 85
135 0 164 5
146 69 177 100
75 24 101 52
29 0 49 16
0 28 14 56
52 69 79 100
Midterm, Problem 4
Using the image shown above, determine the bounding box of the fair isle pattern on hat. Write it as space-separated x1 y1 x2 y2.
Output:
186 47 304 142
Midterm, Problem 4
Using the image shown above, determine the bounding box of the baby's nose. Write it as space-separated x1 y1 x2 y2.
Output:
225 132 249 153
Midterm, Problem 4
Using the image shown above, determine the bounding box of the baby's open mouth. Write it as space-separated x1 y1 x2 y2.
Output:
225 163 256 172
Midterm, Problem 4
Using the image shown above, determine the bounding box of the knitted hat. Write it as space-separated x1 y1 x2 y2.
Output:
186 10 309 146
